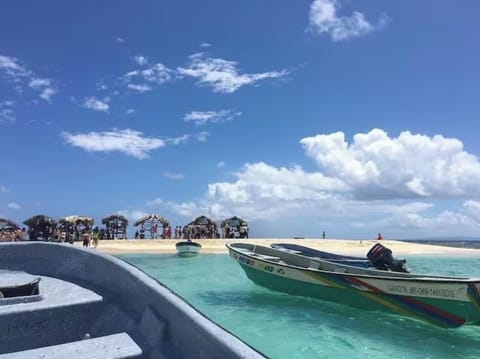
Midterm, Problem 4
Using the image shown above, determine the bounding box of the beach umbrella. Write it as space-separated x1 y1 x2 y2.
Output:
0 218 20 231
134 214 169 227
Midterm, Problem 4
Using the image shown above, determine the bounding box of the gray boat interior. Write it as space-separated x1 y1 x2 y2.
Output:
0 242 265 359
228 242 475 282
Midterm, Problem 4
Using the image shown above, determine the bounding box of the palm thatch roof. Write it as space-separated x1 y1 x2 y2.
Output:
187 215 215 226
0 218 20 231
220 216 248 228
134 214 169 227
102 214 128 226
23 215 56 227
59 215 95 226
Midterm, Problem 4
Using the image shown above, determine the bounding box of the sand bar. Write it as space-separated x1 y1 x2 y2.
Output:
93 239 480 256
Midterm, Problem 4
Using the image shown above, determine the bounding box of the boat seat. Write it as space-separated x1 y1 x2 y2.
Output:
1 333 142 359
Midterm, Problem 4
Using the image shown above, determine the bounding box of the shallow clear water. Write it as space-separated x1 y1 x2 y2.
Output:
119 253 480 359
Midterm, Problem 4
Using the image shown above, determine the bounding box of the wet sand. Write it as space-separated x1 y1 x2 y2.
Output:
93 238 480 256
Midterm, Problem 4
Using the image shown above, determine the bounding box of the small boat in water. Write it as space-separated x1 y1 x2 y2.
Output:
0 242 265 358
227 242 480 328
175 240 202 256
271 242 408 272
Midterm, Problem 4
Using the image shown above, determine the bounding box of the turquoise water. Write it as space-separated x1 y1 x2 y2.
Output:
119 253 480 358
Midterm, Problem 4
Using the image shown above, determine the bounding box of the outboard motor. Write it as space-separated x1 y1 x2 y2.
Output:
367 243 409 273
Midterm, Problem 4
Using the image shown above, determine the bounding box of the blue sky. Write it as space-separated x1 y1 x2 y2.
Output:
1 0 480 239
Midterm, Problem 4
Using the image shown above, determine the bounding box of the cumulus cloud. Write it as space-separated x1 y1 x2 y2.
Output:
62 128 165 159
183 110 241 125
83 97 110 112
7 202 21 210
300 129 480 199
177 53 288 93
156 129 480 236
308 0 387 41
0 54 57 101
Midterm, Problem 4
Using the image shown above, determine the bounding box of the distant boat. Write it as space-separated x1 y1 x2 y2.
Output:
227 242 480 328
0 242 265 358
176 240 202 256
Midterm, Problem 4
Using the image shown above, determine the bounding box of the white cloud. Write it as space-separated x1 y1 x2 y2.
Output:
127 83 152 93
183 110 241 125
83 97 110 112
133 55 148 66
148 197 200 218
62 128 166 159
199 42 212 48
116 37 125 43
116 209 148 223
157 129 480 237
0 101 15 123
0 185 10 193
217 161 225 168
0 54 30 79
7 202 21 210
162 172 185 180
195 131 209 142
0 55 57 101
166 134 190 146
126 108 136 115
308 0 387 41
177 53 288 93
300 129 480 199
123 63 173 85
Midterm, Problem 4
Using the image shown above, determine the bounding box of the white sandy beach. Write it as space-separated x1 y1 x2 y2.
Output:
93 238 480 256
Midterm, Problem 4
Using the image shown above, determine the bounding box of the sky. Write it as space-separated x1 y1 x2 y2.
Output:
1 0 480 239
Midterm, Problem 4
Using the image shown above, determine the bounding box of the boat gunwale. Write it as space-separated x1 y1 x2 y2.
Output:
226 242 480 284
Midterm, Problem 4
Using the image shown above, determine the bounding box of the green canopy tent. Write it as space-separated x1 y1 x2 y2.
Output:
102 215 128 239
23 215 57 241
134 214 169 239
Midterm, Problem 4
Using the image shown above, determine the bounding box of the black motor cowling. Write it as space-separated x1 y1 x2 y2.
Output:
367 243 409 273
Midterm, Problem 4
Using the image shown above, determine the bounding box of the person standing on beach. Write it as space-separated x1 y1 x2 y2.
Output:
377 233 383 240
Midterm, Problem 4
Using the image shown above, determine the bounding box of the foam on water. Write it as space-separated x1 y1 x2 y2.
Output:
119 253 480 359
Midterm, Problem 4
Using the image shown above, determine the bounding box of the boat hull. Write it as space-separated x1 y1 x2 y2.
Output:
176 241 201 256
227 244 480 328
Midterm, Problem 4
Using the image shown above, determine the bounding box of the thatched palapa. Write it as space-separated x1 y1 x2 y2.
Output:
0 218 20 233
134 214 169 239
102 214 128 239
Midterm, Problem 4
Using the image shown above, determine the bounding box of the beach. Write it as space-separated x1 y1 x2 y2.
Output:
93 238 480 256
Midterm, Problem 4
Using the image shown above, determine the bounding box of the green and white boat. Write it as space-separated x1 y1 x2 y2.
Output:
226 242 480 328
